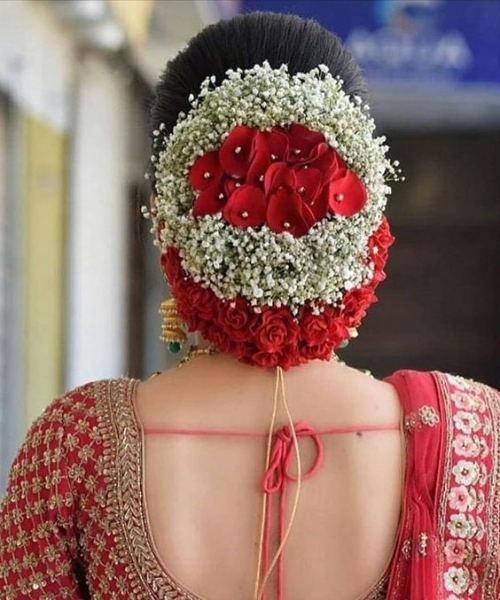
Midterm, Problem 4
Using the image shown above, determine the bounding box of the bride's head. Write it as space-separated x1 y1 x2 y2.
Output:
146 12 400 369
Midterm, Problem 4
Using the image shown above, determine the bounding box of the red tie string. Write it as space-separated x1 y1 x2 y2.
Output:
260 421 324 600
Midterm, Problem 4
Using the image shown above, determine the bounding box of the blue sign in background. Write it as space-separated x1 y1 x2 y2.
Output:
241 0 500 87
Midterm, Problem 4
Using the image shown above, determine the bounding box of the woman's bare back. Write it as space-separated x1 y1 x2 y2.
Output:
135 354 404 600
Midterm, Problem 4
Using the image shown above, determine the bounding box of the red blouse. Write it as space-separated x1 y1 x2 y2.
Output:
0 371 499 600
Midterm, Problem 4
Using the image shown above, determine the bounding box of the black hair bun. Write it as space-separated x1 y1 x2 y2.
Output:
150 11 367 138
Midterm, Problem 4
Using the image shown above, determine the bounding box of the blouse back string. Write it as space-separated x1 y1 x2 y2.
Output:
253 366 302 600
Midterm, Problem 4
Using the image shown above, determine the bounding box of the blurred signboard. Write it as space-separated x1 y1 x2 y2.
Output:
241 0 500 88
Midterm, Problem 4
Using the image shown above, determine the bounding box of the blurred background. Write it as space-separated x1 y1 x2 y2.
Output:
0 0 499 491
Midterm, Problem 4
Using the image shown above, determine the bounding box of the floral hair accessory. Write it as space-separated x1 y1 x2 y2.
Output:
144 61 401 368
190 123 367 234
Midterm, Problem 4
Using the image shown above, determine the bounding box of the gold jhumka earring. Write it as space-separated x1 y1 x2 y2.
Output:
159 298 187 353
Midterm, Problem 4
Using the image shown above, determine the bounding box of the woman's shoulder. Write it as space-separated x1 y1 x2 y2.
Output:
19 378 138 468
386 368 498 392
5 378 139 497
384 368 500 421
39 377 137 420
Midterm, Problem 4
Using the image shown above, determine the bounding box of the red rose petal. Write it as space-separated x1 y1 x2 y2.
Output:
294 167 322 204
224 178 244 195
189 151 223 191
247 149 270 187
223 184 267 228
309 185 329 221
192 182 227 218
219 125 256 179
334 149 348 171
257 128 290 162
286 124 325 163
191 123 367 234
327 169 367 217
264 162 296 195
267 188 315 237
302 143 342 183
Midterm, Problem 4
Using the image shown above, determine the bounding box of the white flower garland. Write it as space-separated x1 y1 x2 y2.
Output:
144 61 401 313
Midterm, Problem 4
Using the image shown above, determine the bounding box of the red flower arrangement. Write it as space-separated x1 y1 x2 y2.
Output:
189 124 367 237
161 216 394 369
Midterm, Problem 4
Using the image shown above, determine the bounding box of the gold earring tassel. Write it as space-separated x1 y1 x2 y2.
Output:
159 298 187 353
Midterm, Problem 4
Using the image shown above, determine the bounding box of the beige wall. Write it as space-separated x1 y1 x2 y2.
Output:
23 114 67 427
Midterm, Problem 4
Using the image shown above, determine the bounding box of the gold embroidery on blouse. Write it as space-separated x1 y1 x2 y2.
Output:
99 378 197 600
0 388 86 599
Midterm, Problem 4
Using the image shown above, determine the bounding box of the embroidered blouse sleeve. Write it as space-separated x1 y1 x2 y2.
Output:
0 391 87 599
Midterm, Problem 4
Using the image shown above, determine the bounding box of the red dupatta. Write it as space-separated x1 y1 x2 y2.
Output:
384 370 500 600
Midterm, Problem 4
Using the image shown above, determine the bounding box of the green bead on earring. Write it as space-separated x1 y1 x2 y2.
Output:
339 327 358 350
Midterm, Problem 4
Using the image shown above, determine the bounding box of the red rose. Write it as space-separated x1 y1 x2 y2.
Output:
300 342 334 362
178 280 217 322
252 308 298 353
206 324 233 353
218 297 253 342
161 247 183 287
162 265 378 368
328 319 350 345
372 264 387 285
252 351 282 368
373 216 395 250
341 287 377 328
300 312 331 346
278 351 301 370
368 217 394 283
233 341 252 360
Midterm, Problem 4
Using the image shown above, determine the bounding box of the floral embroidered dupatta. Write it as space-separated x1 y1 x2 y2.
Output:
385 370 500 600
